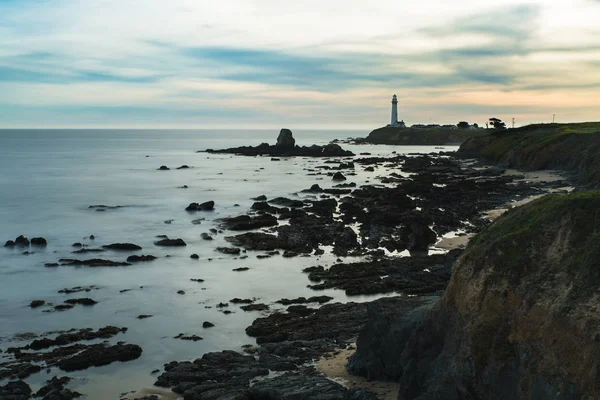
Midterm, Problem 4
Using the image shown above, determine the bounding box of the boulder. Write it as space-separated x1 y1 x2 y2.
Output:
275 128 296 149
31 237 47 246
332 172 347 181
14 235 30 246
102 243 142 251
186 201 215 211
127 255 157 262
154 238 186 247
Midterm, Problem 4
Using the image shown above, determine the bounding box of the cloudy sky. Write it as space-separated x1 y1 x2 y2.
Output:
1 0 599 128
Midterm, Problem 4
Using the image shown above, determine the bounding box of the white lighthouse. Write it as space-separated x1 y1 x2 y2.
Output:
391 94 398 125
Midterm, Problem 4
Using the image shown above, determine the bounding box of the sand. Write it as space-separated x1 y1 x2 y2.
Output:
317 346 399 400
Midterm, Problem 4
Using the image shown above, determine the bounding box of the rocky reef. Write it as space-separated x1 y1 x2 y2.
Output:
350 190 600 399
204 128 355 157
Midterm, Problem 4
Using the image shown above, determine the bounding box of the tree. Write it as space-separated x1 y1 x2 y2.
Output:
457 121 470 129
489 117 507 130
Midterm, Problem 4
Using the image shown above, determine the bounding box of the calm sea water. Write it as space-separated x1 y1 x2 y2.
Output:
0 129 456 399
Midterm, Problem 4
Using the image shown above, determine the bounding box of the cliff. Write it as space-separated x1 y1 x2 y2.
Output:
361 126 487 145
350 191 600 399
458 122 600 186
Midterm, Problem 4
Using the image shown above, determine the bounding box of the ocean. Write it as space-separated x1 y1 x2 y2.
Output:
0 129 456 399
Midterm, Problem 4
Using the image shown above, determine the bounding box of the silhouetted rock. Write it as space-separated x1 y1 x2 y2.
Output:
30 300 45 308
15 235 30 247
102 243 142 251
154 238 186 247
158 166 170 170
332 172 346 181
31 237 47 246
276 128 295 149
186 201 214 211
127 255 156 262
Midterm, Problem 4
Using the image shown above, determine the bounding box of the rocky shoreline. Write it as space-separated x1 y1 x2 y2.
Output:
0 129 577 400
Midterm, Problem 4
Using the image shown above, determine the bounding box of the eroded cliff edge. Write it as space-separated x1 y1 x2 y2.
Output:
458 122 600 186
350 190 600 399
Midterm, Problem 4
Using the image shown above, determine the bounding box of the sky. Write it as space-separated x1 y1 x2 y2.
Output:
0 0 599 129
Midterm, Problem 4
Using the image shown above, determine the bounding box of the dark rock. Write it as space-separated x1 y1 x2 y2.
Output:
102 243 142 251
45 263 59 267
57 343 142 371
190 278 205 283
276 296 333 305
4 240 15 247
72 248 105 254
64 298 97 306
240 303 269 312
276 128 295 149
225 232 285 251
176 165 190 169
89 235 95 240
58 258 131 267
54 304 75 311
269 197 304 208
232 267 249 272
190 254 199 259
0 380 32 400
332 172 346 181
30 300 46 308
127 254 157 262
28 326 127 350
72 243 82 248
301 184 323 193
174 334 203 341
137 315 153 319
31 237 47 246
158 166 170 170
34 376 82 399
200 233 213 240
219 214 278 231
154 238 186 247
216 247 241 255
203 321 215 328
177 290 185 295
230 298 254 304
252 195 267 201
186 201 214 211
58 286 97 294
14 235 30 246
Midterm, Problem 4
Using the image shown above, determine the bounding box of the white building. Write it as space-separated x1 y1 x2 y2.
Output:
387 94 406 128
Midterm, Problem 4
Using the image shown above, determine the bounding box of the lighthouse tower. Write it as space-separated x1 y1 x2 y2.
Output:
391 94 398 125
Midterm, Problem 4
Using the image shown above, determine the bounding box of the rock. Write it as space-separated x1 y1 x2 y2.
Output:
14 235 30 246
240 303 269 312
200 233 213 240
177 290 185 295
58 285 97 294
4 240 15 247
174 334 203 341
72 248 105 254
127 255 157 262
216 247 241 255
57 343 142 372
269 197 304 208
276 296 333 305
203 321 215 328
34 376 82 399
230 298 254 304
276 128 296 149
72 243 82 248
190 278 204 283
232 267 249 272
45 263 60 267
89 235 95 240
0 380 32 400
27 326 127 350
64 298 97 306
176 165 189 169
54 304 75 311
27 300 46 310
58 258 131 267
158 166 170 170
219 214 278 231
185 201 214 211
301 184 323 193
137 315 153 319
225 232 285 251
31 237 47 246
332 172 346 181
102 243 142 251
252 195 267 201
154 238 186 247
249 374 378 400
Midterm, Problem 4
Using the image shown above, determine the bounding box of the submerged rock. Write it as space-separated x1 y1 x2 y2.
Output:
102 243 142 251
154 238 186 247
127 255 157 262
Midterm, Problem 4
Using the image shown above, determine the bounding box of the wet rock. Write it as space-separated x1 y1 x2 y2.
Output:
252 195 267 201
58 258 131 267
72 243 83 248
191 218 204 225
57 343 142 372
301 184 323 193
185 201 214 212
240 303 269 312
137 315 153 319
308 198 338 217
249 374 378 400
269 197 304 208
34 376 82 399
225 232 285 251
4 240 15 247
276 128 295 149
102 243 142 251
200 233 213 240
14 235 30 247
58 286 97 294
332 172 346 181
275 296 333 305
30 300 46 308
72 248 105 254
27 326 127 350
174 334 203 341
31 237 48 246
0 380 32 400
230 298 254 304
190 254 199 259
64 298 97 306
54 304 75 311
154 238 186 247
44 263 59 268
364 166 375 172
158 166 170 170
177 290 185 295
176 165 189 169
190 278 204 283
219 214 278 231
202 321 215 328
232 267 249 272
216 247 241 255
127 254 156 262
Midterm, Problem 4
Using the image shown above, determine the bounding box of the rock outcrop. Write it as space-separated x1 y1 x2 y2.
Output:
204 129 354 157
360 191 600 399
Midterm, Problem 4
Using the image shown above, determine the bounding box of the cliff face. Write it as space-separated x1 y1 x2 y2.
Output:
364 127 486 146
457 122 600 186
393 191 600 399
348 191 600 399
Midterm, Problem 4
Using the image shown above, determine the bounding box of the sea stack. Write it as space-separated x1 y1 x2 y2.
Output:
276 129 295 149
